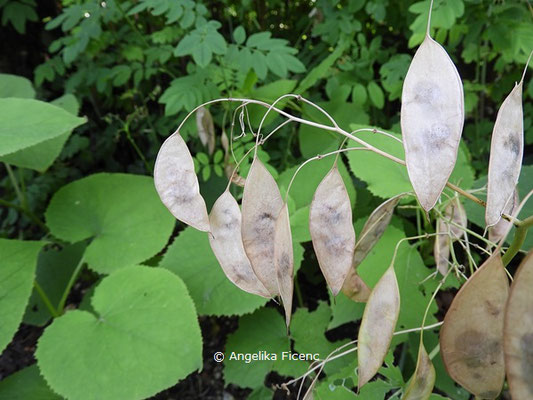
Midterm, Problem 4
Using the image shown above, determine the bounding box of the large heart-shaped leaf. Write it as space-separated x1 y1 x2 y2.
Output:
0 239 45 354
36 266 202 400
0 98 85 158
0 364 61 399
0 73 35 98
45 173 175 274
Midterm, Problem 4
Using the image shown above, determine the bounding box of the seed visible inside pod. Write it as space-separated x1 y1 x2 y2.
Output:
401 29 464 211
241 158 283 296
440 253 508 399
486 78 524 227
434 218 451 275
504 250 533 400
154 133 210 232
208 190 270 298
358 265 400 389
309 164 356 296
489 189 519 244
274 203 294 328
353 193 404 270
403 340 435 400
341 267 371 302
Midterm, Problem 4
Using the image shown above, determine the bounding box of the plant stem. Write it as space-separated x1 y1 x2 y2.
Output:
0 198 48 231
57 257 85 314
502 215 533 266
4 163 24 207
115 1 150 49
34 280 60 318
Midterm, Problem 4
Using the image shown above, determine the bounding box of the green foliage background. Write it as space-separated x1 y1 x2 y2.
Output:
0 0 531 399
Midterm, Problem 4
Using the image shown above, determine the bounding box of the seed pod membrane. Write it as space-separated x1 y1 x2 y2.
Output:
358 265 400 389
353 193 403 269
154 133 210 232
440 253 508 399
196 107 215 155
486 82 524 227
489 189 519 244
274 203 294 328
444 198 467 239
401 35 464 211
309 165 356 296
434 218 451 275
341 267 371 302
241 158 283 296
208 191 270 298
402 341 435 400
504 250 533 400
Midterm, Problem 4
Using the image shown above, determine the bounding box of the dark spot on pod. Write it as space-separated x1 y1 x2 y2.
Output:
414 80 440 105
454 329 501 369
484 300 500 317
321 205 343 224
259 212 273 221
520 333 533 394
425 123 450 150
504 134 521 156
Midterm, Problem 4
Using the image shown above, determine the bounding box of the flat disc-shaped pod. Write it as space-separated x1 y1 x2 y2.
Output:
309 165 356 296
341 267 371 302
241 158 284 296
274 204 293 328
357 265 400 389
402 341 435 400
401 35 464 211
440 253 509 399
154 133 210 231
434 218 451 275
486 83 524 227
353 193 404 269
208 191 270 298
504 250 533 400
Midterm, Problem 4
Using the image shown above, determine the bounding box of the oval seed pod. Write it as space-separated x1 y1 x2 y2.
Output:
401 31 464 211
241 158 283 296
358 265 400 389
440 253 509 399
274 203 294 328
434 218 451 275
486 82 524 227
208 191 270 298
309 165 355 296
504 250 533 400
489 189 519 244
154 133 210 232
196 106 215 155
341 267 371 302
352 193 404 269
402 341 435 400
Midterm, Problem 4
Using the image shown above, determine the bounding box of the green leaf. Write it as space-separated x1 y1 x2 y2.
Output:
24 242 86 326
233 25 246 44
192 44 212 67
0 364 61 400
266 51 288 78
346 126 474 199
328 291 365 330
51 93 80 115
45 173 175 274
0 73 35 98
223 307 307 388
356 218 438 336
0 98 85 157
160 228 268 316
296 42 346 94
352 83 367 106
278 157 356 209
36 266 202 400
367 81 385 109
0 239 45 353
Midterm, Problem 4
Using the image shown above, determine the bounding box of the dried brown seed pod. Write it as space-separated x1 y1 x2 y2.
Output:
504 250 533 400
209 191 270 298
489 189 519 244
196 107 215 155
402 341 435 400
401 22 464 211
341 267 371 302
357 265 400 389
486 82 524 227
440 253 508 399
154 133 210 232
434 218 451 275
274 203 294 328
241 158 284 296
309 164 356 296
